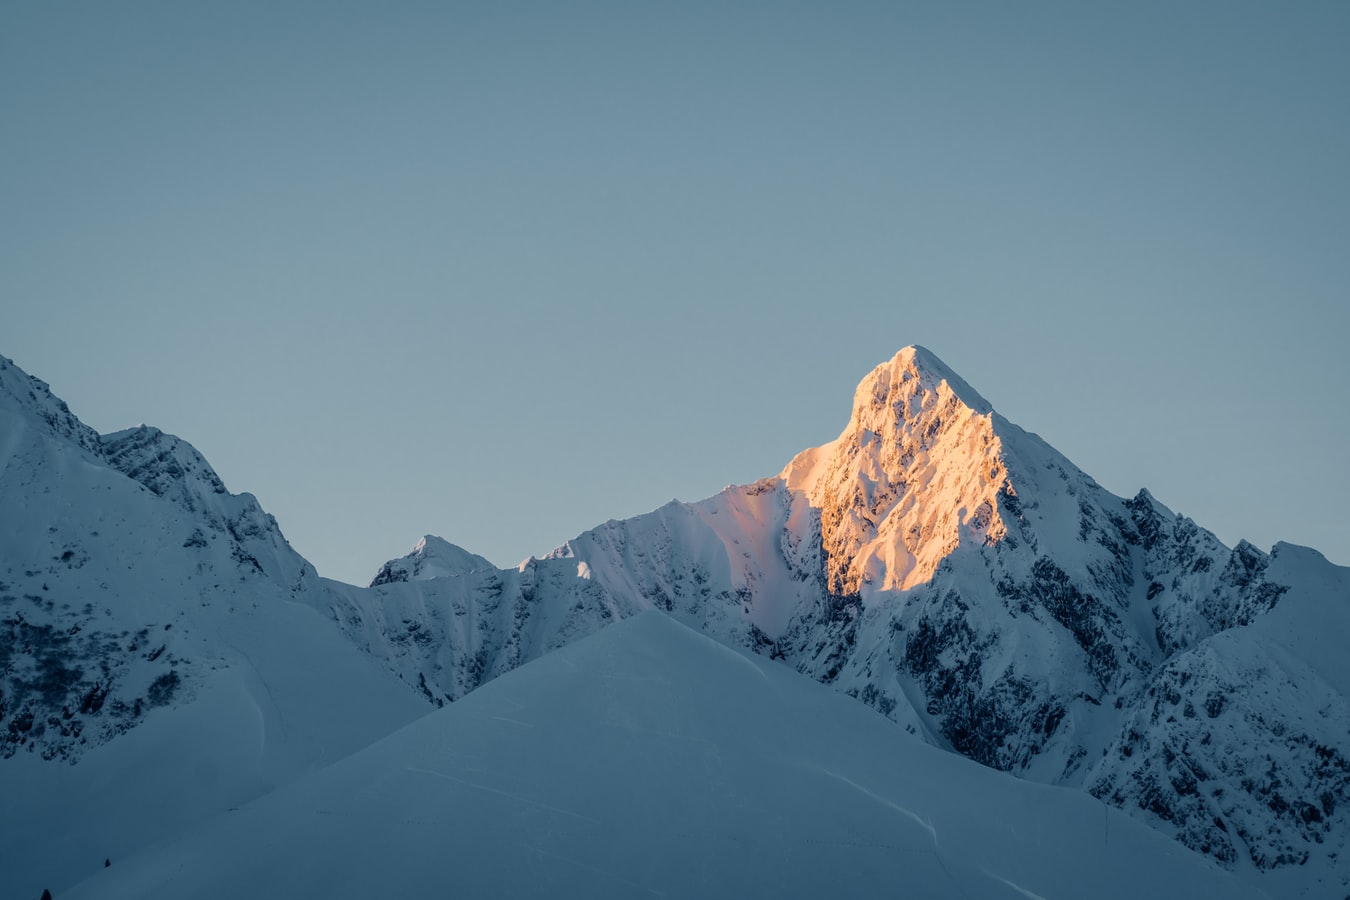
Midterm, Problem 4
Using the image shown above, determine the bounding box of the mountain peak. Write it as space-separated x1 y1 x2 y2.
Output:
867 345 993 416
782 345 1010 595
101 425 230 501
369 535 494 586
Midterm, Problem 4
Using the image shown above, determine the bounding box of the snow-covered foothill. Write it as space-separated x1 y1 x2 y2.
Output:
65 613 1265 900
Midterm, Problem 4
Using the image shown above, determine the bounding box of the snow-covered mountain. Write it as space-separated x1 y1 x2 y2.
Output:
315 347 1349 899
64 612 1264 900
0 356 428 899
368 535 495 586
4 346 1347 899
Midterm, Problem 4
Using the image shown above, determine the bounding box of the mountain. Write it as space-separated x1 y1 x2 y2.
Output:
368 535 495 586
0 355 428 899
3 346 1347 899
312 347 1349 899
64 612 1264 900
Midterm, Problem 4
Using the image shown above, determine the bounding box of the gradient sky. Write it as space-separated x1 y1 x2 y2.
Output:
4 1 1348 585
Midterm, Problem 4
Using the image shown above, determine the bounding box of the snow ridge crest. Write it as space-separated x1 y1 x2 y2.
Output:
0 354 103 454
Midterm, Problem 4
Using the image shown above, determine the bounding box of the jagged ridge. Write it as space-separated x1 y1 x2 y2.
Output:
321 346 1349 899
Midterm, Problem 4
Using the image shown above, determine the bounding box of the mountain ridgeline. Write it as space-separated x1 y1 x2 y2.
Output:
2 347 1346 900
319 347 1350 896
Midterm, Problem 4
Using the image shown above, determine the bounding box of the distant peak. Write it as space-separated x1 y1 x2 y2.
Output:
413 535 492 562
413 534 451 554
369 535 495 587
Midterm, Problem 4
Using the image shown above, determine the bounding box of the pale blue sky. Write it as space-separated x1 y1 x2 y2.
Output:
4 1 1347 584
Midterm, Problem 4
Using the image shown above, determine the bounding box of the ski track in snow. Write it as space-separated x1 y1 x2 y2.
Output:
818 767 981 900
487 715 534 728
404 766 603 825
685 625 772 685
519 843 667 897
985 873 1049 900
818 768 938 846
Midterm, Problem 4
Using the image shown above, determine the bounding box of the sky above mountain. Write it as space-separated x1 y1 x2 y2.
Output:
4 1 1347 584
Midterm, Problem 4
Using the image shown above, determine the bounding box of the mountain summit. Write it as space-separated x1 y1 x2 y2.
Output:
368 535 494 586
782 345 1010 594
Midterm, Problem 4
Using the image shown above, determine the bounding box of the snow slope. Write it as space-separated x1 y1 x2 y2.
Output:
65 612 1265 900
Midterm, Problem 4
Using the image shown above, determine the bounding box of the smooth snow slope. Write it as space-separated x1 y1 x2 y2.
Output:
67 613 1265 900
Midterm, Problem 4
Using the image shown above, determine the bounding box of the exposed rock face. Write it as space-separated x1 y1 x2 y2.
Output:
101 425 317 590
1088 633 1348 871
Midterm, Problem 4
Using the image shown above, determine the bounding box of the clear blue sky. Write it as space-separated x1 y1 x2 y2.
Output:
5 1 1347 584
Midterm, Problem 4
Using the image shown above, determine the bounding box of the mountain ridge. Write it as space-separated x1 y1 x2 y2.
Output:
2 346 1346 899
323 345 1347 897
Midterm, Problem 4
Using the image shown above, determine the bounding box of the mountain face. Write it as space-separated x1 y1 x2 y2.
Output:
4 347 1348 900
315 347 1349 899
